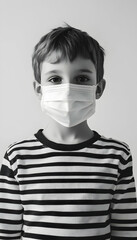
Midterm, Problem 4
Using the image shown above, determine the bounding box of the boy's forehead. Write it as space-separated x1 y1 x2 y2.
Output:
41 54 96 74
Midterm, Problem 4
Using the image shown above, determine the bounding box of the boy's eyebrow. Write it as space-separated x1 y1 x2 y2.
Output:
78 69 93 73
44 70 62 75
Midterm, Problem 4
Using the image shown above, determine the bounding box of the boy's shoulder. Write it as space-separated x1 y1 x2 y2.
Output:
92 131 131 158
6 131 40 156
99 133 130 150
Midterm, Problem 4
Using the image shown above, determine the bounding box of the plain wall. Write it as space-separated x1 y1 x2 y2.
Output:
0 0 137 184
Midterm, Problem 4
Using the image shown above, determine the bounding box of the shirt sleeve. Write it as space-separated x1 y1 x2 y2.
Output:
0 151 23 239
110 151 137 239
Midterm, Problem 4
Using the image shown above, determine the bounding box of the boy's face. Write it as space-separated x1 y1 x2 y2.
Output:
34 54 105 100
40 55 97 86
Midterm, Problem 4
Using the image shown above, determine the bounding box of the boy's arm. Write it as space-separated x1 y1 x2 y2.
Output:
0 151 23 239
110 151 137 239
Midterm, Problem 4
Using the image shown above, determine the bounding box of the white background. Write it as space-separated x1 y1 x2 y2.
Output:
0 0 137 184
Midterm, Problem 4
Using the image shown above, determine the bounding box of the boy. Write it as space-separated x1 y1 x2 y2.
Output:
0 25 137 240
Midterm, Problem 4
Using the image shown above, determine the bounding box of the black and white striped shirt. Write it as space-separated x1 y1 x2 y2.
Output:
0 129 137 239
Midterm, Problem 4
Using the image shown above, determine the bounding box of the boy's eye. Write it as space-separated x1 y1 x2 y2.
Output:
47 75 90 84
48 76 62 84
76 75 90 83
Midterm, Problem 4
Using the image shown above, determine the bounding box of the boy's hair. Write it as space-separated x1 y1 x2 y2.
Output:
32 24 105 83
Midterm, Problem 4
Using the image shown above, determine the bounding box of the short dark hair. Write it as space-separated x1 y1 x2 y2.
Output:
32 24 105 83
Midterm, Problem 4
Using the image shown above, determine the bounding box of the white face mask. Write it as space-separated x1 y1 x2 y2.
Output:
40 83 97 127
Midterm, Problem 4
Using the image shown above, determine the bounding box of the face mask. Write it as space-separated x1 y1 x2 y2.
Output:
40 83 97 127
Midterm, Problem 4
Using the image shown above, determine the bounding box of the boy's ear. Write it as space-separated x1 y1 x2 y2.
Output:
33 81 42 100
96 79 106 99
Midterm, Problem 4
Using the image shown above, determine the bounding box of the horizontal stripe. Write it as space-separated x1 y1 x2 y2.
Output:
22 232 111 240
89 143 129 154
111 218 137 224
0 219 22 225
23 210 109 216
24 218 110 229
0 178 18 185
0 198 22 204
0 208 23 214
112 197 137 204
111 208 137 214
8 144 45 155
20 188 114 195
111 225 137 231
10 152 127 165
17 161 118 169
18 171 117 179
0 188 20 194
19 178 116 185
111 236 137 240
22 199 111 205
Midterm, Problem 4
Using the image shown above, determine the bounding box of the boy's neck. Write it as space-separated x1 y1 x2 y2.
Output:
42 119 94 144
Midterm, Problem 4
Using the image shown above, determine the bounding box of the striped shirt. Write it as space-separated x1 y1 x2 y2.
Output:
0 129 137 240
